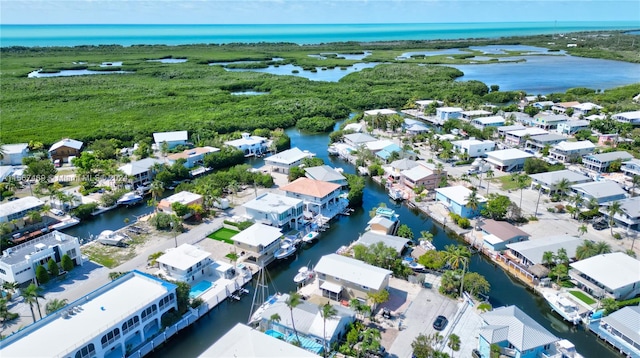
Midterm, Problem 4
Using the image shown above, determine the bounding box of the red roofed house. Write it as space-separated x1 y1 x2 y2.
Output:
479 219 530 251
280 177 347 219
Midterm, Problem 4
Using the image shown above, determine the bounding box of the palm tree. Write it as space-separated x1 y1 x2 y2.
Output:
285 291 302 345
150 180 164 210
567 205 579 220
606 201 623 237
533 184 543 217
578 224 588 237
419 230 434 243
485 169 494 195
465 188 481 215
542 251 555 268
594 241 612 255
572 195 584 208
447 333 461 357
631 175 640 197
2 281 19 295
515 174 528 211
269 313 281 329
320 303 338 357
587 197 599 210
443 245 471 297
45 298 68 315
22 283 44 323
576 240 596 260
555 178 571 199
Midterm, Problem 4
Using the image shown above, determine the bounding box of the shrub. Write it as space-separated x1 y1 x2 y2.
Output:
35 265 50 285
71 202 99 220
47 258 59 277
457 217 471 229
578 208 601 221
613 233 623 240
555 204 565 213
61 254 75 272
547 207 556 213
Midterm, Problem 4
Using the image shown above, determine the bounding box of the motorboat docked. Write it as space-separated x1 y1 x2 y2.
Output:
402 256 426 271
249 293 282 325
388 188 405 201
50 217 80 231
328 145 340 156
117 191 144 206
293 266 315 284
543 292 582 325
274 238 297 260
302 231 319 243
419 240 437 251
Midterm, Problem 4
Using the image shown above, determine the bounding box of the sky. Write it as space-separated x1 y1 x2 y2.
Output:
1 0 639 25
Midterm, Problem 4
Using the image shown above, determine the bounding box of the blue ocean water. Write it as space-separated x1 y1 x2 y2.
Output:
1 22 638 47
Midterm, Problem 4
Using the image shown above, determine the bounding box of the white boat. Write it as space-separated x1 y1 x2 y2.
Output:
302 231 319 243
328 145 339 156
402 256 426 271
50 217 80 230
117 191 143 206
543 292 582 325
248 267 282 325
419 240 437 251
388 189 405 201
274 238 297 259
293 266 314 284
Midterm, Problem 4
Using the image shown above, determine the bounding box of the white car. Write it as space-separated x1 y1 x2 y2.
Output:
50 209 64 216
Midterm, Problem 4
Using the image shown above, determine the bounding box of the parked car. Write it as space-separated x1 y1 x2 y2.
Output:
433 315 448 331
50 209 64 216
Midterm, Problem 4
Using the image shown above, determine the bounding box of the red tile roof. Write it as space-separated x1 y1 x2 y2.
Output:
281 178 340 198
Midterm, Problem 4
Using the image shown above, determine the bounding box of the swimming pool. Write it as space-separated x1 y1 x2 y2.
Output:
265 330 285 340
189 280 213 299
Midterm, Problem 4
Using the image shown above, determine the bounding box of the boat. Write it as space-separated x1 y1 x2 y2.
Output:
117 191 144 206
274 238 297 259
96 230 129 247
302 231 319 243
293 266 315 284
543 292 582 325
50 217 80 231
248 266 281 325
402 256 426 271
328 145 339 156
419 240 437 251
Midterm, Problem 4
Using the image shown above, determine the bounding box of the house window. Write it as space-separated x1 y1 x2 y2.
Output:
334 277 340 281
141 304 158 322
361 285 370 291
122 316 140 335
75 343 95 358
100 328 121 348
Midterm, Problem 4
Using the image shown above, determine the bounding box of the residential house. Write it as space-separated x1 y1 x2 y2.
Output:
343 123 363 133
403 118 430 135
435 185 487 219
621 158 640 178
485 149 534 172
478 306 560 358
506 235 582 267
0 143 29 166
571 102 602 117
551 101 581 114
157 191 203 218
384 158 419 181
525 133 566 152
259 295 355 355
225 133 271 157
600 196 640 231
569 252 640 300
366 207 400 235
505 112 533 125
371 142 405 162
504 128 548 147
582 151 633 172
585 114 606 122
166 146 219 168
589 306 640 358
156 243 213 283
400 162 444 191
280 178 345 219
242 193 304 230
415 99 443 110
364 108 397 117
304 165 347 187
0 196 44 223
497 124 526 137
118 157 165 189
435 107 463 121
355 231 409 256
48 138 83 163
0 271 177 358
532 114 569 130
571 181 627 204
264 147 315 174
198 323 319 358
528 170 591 194
460 109 492 121
314 253 392 301
597 133 619 147
471 115 505 130
452 139 495 158
532 101 555 110
231 223 283 266
556 120 590 135
612 110 640 126
479 219 530 252
153 130 188 149
342 133 377 149
549 141 595 163
0 231 83 285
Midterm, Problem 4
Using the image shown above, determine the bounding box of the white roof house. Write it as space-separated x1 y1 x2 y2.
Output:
597 306 640 357
571 181 627 204
118 157 165 177
570 252 640 300
364 108 397 116
355 231 410 255
0 196 45 223
471 115 505 129
452 139 496 158
264 147 315 173
198 323 319 358
461 109 493 120
612 110 640 125
435 185 487 207
315 254 392 292
49 138 83 152
0 143 29 166
485 149 534 172
157 244 211 272
224 133 271 156
242 193 304 230
480 306 558 354
529 170 591 193
343 133 377 148
343 123 363 132
304 165 347 186
551 140 595 154
506 235 582 266
232 223 283 248
153 130 188 148
505 128 549 145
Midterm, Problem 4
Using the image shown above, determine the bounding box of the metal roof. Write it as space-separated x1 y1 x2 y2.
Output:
265 147 314 165
480 219 530 241
601 306 640 346
570 252 640 291
529 170 591 186
49 138 83 152
584 151 633 163
571 181 626 200
481 306 558 351
0 196 44 218
156 244 210 271
506 235 582 265
485 148 533 161
152 130 188 144
231 223 283 247
315 254 392 290
356 231 409 254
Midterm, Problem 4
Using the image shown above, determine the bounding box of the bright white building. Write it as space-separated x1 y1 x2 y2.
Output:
364 108 397 116
224 133 271 157
280 178 346 219
0 196 45 223
452 139 496 158
315 253 392 302
0 231 83 285
471 115 505 129
570 252 640 300
549 141 595 163
304 165 347 187
0 270 177 358
156 244 213 283
528 170 591 194
232 223 283 266
118 158 165 188
504 128 549 146
153 130 188 149
506 235 582 267
571 102 602 116
264 147 315 174
342 133 377 148
460 109 492 121
166 146 219 168
157 191 203 218
582 151 634 173
435 107 463 121
485 149 534 172
612 110 640 126
242 193 304 230
622 158 640 178
556 120 590 135
0 143 29 166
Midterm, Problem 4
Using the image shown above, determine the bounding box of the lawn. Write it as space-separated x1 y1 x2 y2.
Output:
208 227 239 244
494 175 532 191
569 290 596 305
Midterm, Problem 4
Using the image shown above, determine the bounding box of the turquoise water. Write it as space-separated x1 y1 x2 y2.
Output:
264 330 285 339
1 22 638 47
189 280 213 299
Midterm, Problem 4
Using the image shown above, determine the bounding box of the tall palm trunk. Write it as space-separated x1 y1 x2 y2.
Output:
28 302 36 323
289 308 301 345
35 296 43 319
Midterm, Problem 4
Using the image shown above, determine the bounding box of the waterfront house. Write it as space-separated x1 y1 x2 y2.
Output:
551 101 581 114
231 223 283 266
364 108 397 117
506 235 582 267
415 99 443 110
242 193 304 230
369 142 404 162
549 141 595 163
600 197 640 231
0 143 29 166
166 146 219 168
157 191 203 218
264 147 315 174
343 122 363 132
597 133 619 146
49 138 83 163
385 158 419 181
612 110 640 126
435 185 487 219
366 207 400 235
118 157 165 189
400 162 444 191
556 120 590 135
571 181 627 204
571 102 602 117
225 133 271 157
403 119 431 135
355 231 409 256
478 306 560 358
153 130 188 149
259 294 355 354
478 219 530 252
452 139 496 158
622 158 640 178
304 165 347 187
532 114 569 130
497 124 526 137
528 170 591 194
435 107 463 121
342 133 377 149
589 306 640 358
504 128 549 147
0 231 83 285
582 151 634 172
533 101 555 110
471 115 505 130
280 178 345 219
461 109 492 121
198 322 319 358
505 112 533 125
484 148 533 172
314 253 392 302
525 133 566 152
0 270 177 358
0 196 44 223
156 244 213 283
569 252 640 300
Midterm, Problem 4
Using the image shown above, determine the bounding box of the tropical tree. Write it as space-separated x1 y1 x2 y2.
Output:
594 241 612 255
515 174 528 211
45 298 68 315
443 245 471 297
285 292 302 345
359 328 382 357
578 224 588 237
555 178 571 199
269 313 281 329
533 184 543 216
606 201 623 237
555 248 569 266
22 283 44 322
485 169 494 195
447 334 461 357
419 230 434 243
576 240 596 260
463 272 490 298
150 180 164 211
631 175 640 197
572 194 585 208
542 251 555 268
465 187 481 213
320 303 338 357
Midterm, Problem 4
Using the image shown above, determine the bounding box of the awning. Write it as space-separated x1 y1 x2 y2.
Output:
320 281 343 294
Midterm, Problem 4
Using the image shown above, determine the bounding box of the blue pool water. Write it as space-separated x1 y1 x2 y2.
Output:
264 330 285 340
189 280 213 299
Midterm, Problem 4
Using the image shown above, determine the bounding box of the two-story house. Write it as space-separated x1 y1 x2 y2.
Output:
49 138 83 163
118 158 165 189
280 178 346 219
0 143 29 166
153 130 188 150
435 185 487 218
156 244 213 283
242 193 304 230
569 252 640 300
232 223 283 266
224 133 271 157
582 151 633 172
452 139 496 158
264 147 315 174
166 146 219 168
549 141 595 163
